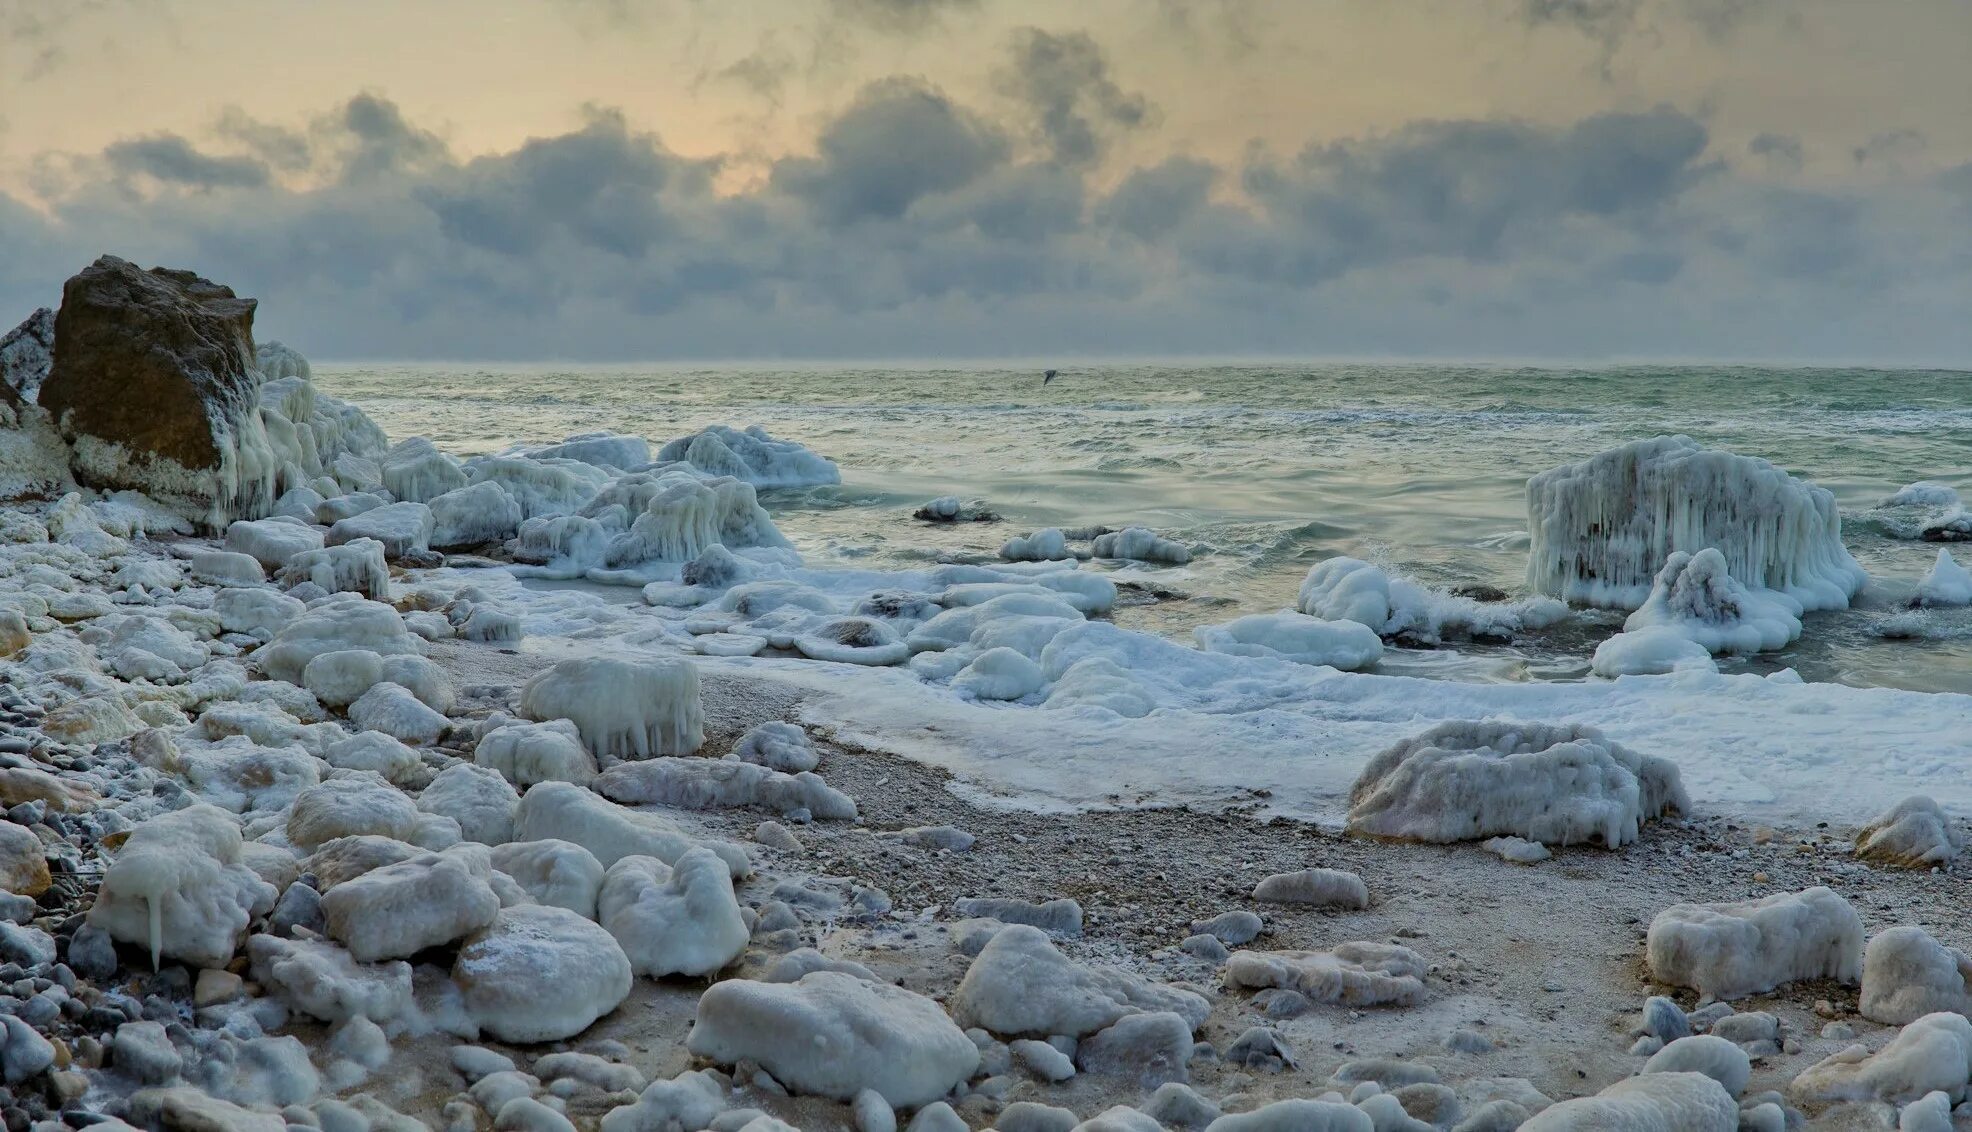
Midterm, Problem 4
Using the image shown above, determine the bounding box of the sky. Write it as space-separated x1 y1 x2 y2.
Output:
2 0 1969 363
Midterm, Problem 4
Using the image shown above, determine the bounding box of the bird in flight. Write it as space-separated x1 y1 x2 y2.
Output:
1042 368 1058 385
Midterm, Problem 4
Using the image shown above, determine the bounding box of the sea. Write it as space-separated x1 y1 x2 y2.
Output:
315 361 1972 695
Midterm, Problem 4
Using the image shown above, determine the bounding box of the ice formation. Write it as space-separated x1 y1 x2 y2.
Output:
1885 482 1962 509
654 424 840 488
454 904 633 1043
428 481 523 549
380 438 467 503
952 925 1209 1038
1790 1012 1972 1106
732 722 819 772
597 848 750 978
1856 795 1963 868
519 655 703 760
1519 1072 1738 1131
687 972 979 1107
1250 868 1368 908
319 847 502 962
1091 527 1191 564
223 519 324 570
1296 557 1565 644
527 431 651 469
1526 435 1865 610
489 839 606 918
1346 721 1688 848
596 758 856 821
89 803 277 969
475 718 599 787
952 647 1047 700
1222 943 1428 1007
512 781 750 875
1645 885 1863 1000
327 501 433 560
1001 528 1071 562
1859 926 1972 1025
1616 547 1804 656
584 468 790 571
1916 550 1972 607
1589 626 1718 678
1194 613 1382 671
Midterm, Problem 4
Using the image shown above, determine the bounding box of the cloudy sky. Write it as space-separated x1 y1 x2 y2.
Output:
3 0 1969 363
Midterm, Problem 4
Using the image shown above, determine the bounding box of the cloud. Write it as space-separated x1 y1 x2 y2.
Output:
825 0 979 34
1747 132 1803 174
998 28 1154 166
102 134 270 189
770 77 1008 224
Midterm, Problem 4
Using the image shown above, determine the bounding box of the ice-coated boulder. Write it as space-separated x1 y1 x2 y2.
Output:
1613 547 1804 654
245 934 418 1030
953 924 1209 1038
1001 528 1070 562
454 904 633 1043
224 519 325 570
519 655 703 760
732 721 818 772
1856 796 1962 869
1223 942 1428 1007
381 437 466 503
1092 526 1190 564
1646 886 1863 1001
581 466 791 570
38 256 276 527
1519 1072 1737 1131
320 846 502 961
1526 435 1865 611
257 595 420 684
1589 624 1718 678
289 773 424 851
324 731 423 784
1346 720 1686 848
475 719 598 787
1296 556 1566 644
489 840 606 919
1640 1035 1749 1097
89 803 277 969
348 681 449 744
952 647 1047 701
1202 1101 1371 1132
596 758 856 821
1250 868 1368 908
1790 1012 1972 1106
419 763 520 845
1193 612 1381 671
687 971 978 1107
328 501 434 560
512 781 750 876
280 539 390 599
1860 926 1972 1025
429 481 523 550
654 424 839 489
1916 549 1972 607
303 649 385 708
597 848 749 978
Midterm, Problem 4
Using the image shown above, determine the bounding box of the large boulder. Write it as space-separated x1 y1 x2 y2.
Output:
38 256 272 526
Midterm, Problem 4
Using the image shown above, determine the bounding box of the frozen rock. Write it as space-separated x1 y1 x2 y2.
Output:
1899 1091 1954 1132
280 539 390 599
289 773 423 851
325 730 423 784
952 646 1046 700
382 437 467 503
1590 624 1721 678
587 467 790 567
420 763 520 845
246 934 418 1029
1518 1072 1736 1131
596 757 856 821
1791 1012 1972 1106
90 803 276 969
1225 942 1428 1007
429 481 523 549
1195 612 1381 671
1144 1083 1220 1130
1077 1011 1194 1084
655 424 836 488
520 655 703 760
1192 910 1263 946
1093 526 1190 564
513 781 750 876
490 839 606 918
257 595 420 684
214 587 304 636
754 821 802 852
1347 720 1687 848
1481 835 1551 863
1202 1100 1373 1132
1614 547 1804 654
953 924 1209 1038
1861 927 1972 1025
225 519 325 571
1298 556 1565 644
1915 550 1972 607
455 904 633 1043
328 501 434 560
898 825 975 851
732 722 818 773
1856 796 1962 868
1640 996 1690 1042
1012 1038 1077 1083
686 971 979 1107
597 849 749 978
303 648 385 708
1640 1035 1748 1096
953 897 1083 936
476 719 599 787
348 681 450 744
1251 868 1368 908
1002 529 1070 561
320 846 502 961
1646 886 1863 1000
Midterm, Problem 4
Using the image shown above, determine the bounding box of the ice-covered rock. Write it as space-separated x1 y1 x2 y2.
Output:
257 595 419 683
381 437 467 503
304 648 385 708
348 681 450 744
1298 557 1565 644
586 468 790 569
953 897 1083 936
1856 796 1962 868
1002 528 1071 562
732 721 819 773
1482 835 1552 863
1224 942 1428 1007
1078 1012 1195 1085
1885 482 1962 509
953 924 1209 1038
1589 625 1718 678
455 904 633 1043
1194 612 1382 671
952 646 1047 700
1092 527 1191 564
476 719 599 787
224 519 325 570
510 514 614 574
1640 1035 1748 1096
1526 436 1865 611
489 840 606 918
89 803 277 969
687 971 979 1107
1916 550 1972 607
1861 927 1972 1025
794 615 910 665
325 730 422 783
429 481 523 550
655 424 839 488
1614 548 1803 654
1519 1072 1737 1131
520 655 702 760
597 849 749 978
512 781 749 875
597 758 856 821
420 763 520 845
1790 1012 1972 1106
0 306 55 404
1347 720 1687 848
1251 868 1369 908
527 431 651 469
1202 1099 1373 1131
320 846 502 961
328 501 434 560
246 934 418 1031
280 539 390 599
1646 886 1863 1000
192 549 267 587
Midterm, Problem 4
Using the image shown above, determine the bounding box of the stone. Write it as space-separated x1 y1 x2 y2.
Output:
0 820 47 897
454 905 633 1044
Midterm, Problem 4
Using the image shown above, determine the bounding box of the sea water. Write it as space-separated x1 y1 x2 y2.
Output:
316 361 1972 694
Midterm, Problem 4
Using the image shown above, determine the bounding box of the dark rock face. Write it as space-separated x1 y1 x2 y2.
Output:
0 308 54 411
39 256 259 473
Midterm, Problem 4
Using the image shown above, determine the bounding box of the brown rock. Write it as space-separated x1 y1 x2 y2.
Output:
0 821 49 897
38 255 260 489
0 766 100 813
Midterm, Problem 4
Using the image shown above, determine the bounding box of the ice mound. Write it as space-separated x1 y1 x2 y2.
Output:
520 656 703 760
223 519 324 570
1645 885 1862 1000
418 763 520 845
1885 482 1962 509
1346 721 1687 848
585 468 791 571
1790 1012 1972 1106
1617 548 1803 653
687 971 978 1107
288 542 388 606
1526 436 1865 611
455 904 633 1043
793 616 909 666
1223 942 1428 1007
381 437 467 503
320 846 502 961
732 721 818 772
1194 612 1382 671
952 924 1209 1038
1092 526 1191 564
89 803 277 969
1297 557 1565 644
510 514 614 576
466 455 613 519
475 718 599 787
428 481 523 549
258 595 420 683
654 424 839 488
597 848 750 978
490 839 606 918
245 934 418 1032
1860 927 1972 1025
1520 1072 1737 1131
328 500 433 560
1001 528 1071 562
512 781 750 876
596 758 856 821
952 647 1046 700
1856 795 1962 868
1589 625 1718 678
288 773 425 851
526 431 651 469
1916 550 1972 607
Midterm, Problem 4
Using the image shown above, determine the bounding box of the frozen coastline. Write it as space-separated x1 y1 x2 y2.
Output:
0 259 1967 1132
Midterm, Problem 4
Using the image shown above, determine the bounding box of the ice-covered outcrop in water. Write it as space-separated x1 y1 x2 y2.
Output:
1345 720 1687 848
1589 626 1718 678
1592 548 1803 671
1916 550 1972 607
580 468 792 578
655 424 839 488
1194 612 1382 671
1526 435 1866 611
1297 557 1565 644
1092 526 1191 564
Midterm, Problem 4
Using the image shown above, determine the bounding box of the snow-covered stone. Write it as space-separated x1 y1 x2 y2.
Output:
1646 886 1863 1000
951 646 1047 700
429 481 523 549
512 781 749 876
224 519 325 570
1857 796 1963 868
596 758 856 821
289 773 424 851
348 681 449 744
246 934 419 1030
1589 625 1718 678
89 803 276 969
455 904 633 1043
1224 942 1428 1007
1861 927 1972 1025
597 849 749 978
1615 547 1804 654
1791 1012 1972 1106
420 763 520 845
1518 1072 1737 1131
489 840 606 918
520 655 703 760
1640 1035 1748 1096
257 595 419 684
476 719 599 787
953 924 1209 1038
1201 1100 1373 1132
1915 550 1972 607
320 846 503 961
